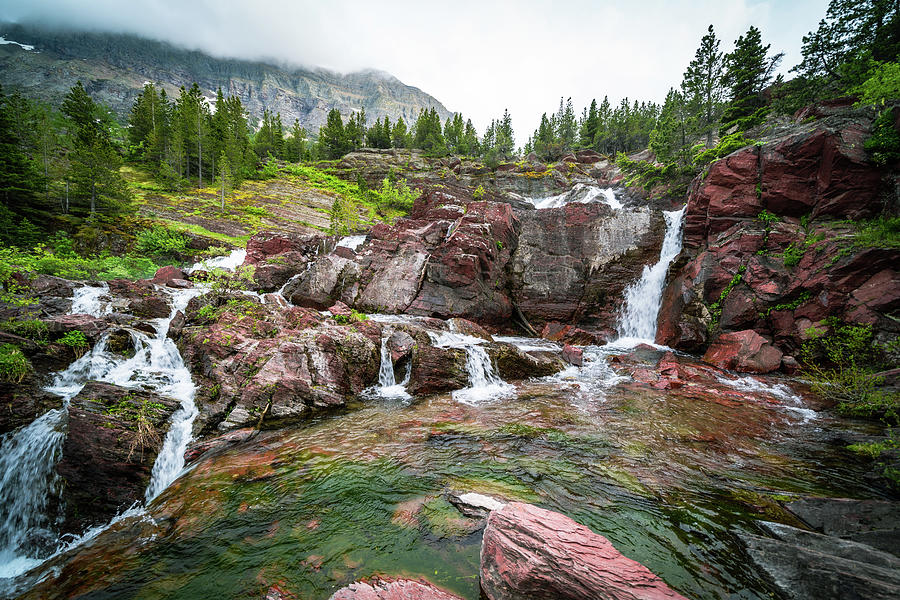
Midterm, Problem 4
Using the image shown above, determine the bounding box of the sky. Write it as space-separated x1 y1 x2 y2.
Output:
0 0 831 143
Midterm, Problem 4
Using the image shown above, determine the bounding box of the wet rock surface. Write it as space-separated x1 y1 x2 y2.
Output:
55 382 179 535
480 502 688 600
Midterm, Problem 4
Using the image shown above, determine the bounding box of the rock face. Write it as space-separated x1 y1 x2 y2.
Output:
55 382 179 534
245 230 331 291
329 578 464 600
510 203 661 329
480 502 688 600
658 108 899 363
260 184 660 335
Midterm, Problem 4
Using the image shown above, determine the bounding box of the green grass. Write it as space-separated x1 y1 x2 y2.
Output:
160 219 250 248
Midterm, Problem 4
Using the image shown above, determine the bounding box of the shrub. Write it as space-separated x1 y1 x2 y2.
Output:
800 319 899 423
864 109 900 166
58 330 89 357
473 185 486 200
376 178 421 212
693 133 756 166
135 226 188 259
0 344 30 383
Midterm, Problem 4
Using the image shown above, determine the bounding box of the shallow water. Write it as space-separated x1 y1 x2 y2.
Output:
17 367 884 600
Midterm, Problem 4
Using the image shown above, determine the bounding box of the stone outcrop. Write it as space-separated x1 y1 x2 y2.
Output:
175 293 381 433
55 382 179 534
255 184 661 335
480 502 688 600
657 107 899 364
702 330 783 374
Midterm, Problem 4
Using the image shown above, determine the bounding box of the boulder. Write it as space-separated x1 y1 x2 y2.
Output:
0 382 64 436
151 266 187 286
703 330 783 373
55 382 179 534
561 344 583 366
488 343 566 380
43 313 109 344
329 578 464 600
480 502 688 600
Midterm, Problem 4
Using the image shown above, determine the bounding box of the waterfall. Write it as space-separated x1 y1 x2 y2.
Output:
429 329 514 406
615 206 686 344
335 235 367 252
364 330 411 401
0 249 242 583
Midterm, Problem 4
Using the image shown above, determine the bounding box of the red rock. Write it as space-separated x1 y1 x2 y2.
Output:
540 322 607 346
703 330 783 374
328 301 352 317
151 265 186 286
166 278 193 289
480 502 688 600
575 149 603 163
329 578 464 600
44 313 109 344
561 344 583 366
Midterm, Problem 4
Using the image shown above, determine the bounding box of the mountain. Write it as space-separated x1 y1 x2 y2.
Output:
0 24 453 132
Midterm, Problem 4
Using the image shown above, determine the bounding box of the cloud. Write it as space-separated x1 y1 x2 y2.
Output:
0 0 829 144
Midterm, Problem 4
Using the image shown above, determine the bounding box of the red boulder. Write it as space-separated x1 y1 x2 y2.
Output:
702 330 783 373
480 502 688 600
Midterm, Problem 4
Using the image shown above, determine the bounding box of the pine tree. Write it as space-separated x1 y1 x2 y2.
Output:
391 117 409 149
319 108 349 159
556 97 577 150
286 119 308 161
0 85 44 203
722 26 784 126
682 25 725 147
578 99 600 149
61 81 128 214
459 119 479 156
649 88 691 163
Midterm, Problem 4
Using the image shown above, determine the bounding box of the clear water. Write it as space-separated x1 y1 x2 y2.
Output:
16 373 884 600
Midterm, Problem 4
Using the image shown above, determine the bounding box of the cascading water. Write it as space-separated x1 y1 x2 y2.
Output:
0 249 243 586
335 235 367 252
70 283 111 317
429 329 514 406
615 206 686 345
364 329 411 401
527 184 623 210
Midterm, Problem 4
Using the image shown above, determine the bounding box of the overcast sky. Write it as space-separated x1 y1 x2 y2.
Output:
1 0 830 143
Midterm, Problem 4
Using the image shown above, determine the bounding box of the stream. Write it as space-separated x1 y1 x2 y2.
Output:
0 187 890 599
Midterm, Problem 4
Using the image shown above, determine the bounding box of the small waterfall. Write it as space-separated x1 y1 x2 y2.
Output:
0 410 66 579
429 330 514 406
365 330 411 401
615 206 686 344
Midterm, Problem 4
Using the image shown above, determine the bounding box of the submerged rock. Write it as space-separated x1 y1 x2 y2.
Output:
480 502 688 600
329 577 464 600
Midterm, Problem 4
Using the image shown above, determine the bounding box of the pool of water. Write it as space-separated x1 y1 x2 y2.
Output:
16 372 885 600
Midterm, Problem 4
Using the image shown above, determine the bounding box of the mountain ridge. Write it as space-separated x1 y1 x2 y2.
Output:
0 24 453 132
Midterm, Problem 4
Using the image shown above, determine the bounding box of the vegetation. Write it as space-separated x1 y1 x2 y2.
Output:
800 319 899 423
0 343 30 383
57 330 89 357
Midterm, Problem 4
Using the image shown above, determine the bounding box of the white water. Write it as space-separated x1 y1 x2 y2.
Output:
364 330 411 401
186 248 247 273
335 235 367 252
429 330 514 405
716 375 817 422
615 206 686 345
70 283 111 317
528 184 623 210
0 249 244 586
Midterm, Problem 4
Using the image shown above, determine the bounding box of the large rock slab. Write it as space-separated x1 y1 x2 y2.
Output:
480 502 688 600
741 521 900 600
784 497 900 557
